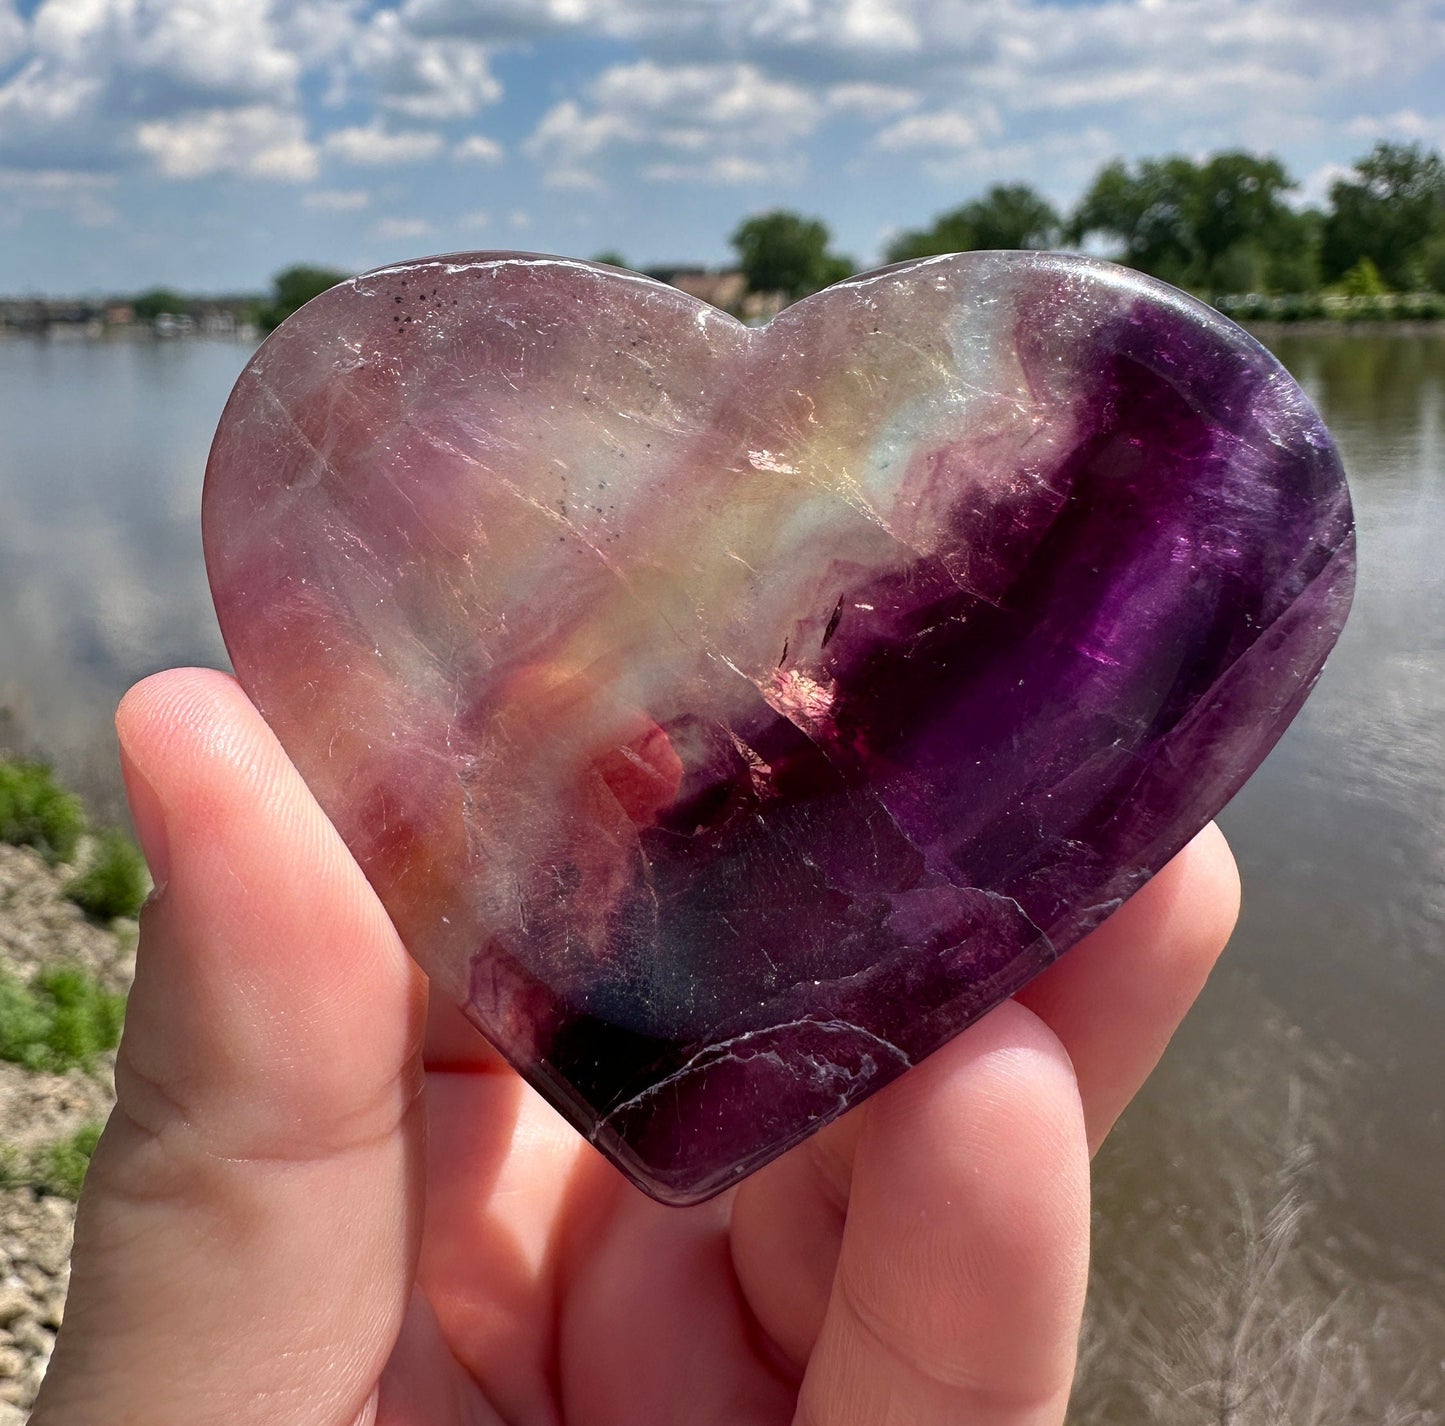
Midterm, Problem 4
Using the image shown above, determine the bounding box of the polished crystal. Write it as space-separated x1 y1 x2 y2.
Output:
204 251 1355 1202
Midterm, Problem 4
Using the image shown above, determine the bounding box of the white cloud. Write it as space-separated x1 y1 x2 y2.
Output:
526 60 819 186
0 0 1443 269
739 0 921 56
1344 108 1445 146
400 0 596 41
643 154 802 184
922 0 1445 126
526 99 629 163
453 133 503 163
346 8 500 121
1294 159 1354 211
825 82 917 118
405 0 923 58
30 0 301 108
0 167 118 228
275 0 366 69
302 186 371 212
0 0 321 177
324 121 444 165
903 123 1117 190
873 107 1000 153
134 104 318 180
0 1 25 69
375 214 434 240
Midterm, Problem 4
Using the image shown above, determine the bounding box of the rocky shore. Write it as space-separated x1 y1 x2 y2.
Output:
0 843 134 1420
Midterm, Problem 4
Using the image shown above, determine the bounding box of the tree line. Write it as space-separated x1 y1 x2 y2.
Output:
723 141 1445 305
137 139 1445 334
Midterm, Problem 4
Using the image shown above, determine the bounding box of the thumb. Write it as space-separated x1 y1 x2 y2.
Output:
32 669 427 1426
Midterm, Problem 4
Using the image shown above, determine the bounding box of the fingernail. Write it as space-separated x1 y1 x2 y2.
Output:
120 746 171 895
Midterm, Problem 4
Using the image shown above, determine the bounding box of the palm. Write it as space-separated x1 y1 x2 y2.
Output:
35 672 1239 1426
390 810 1235 1426
389 1004 802 1425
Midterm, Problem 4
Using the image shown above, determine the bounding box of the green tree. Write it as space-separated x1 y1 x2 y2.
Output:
589 251 630 270
1419 233 1445 294
729 211 852 300
1323 142 1445 289
1339 256 1388 298
1070 155 1202 286
886 184 1060 262
1070 151 1303 292
259 264 350 332
131 288 187 321
1265 207 1325 294
1191 152 1299 282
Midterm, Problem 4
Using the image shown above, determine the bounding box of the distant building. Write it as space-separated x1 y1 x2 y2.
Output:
660 268 748 312
645 267 785 322
0 293 257 338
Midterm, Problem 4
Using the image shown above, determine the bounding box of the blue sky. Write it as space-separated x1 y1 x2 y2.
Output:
1 0 1443 295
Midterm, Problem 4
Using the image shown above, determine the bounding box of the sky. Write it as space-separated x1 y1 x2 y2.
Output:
1 0 1443 295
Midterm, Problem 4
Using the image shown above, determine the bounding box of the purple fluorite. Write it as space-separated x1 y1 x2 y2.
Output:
204 251 1354 1203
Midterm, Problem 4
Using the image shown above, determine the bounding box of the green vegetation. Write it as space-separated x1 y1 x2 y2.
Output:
64 829 148 922
0 759 149 919
131 287 188 321
735 141 1445 316
887 183 1060 263
1214 289 1445 323
0 1122 104 1200
729 210 853 300
0 965 126 1074
1323 143 1445 290
0 762 85 865
258 263 351 332
109 139 1445 331
1070 150 1311 294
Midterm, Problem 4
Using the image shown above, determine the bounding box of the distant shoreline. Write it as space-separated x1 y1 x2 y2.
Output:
1244 319 1445 338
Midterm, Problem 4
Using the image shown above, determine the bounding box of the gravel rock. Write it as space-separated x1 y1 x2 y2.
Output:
0 843 136 995
0 841 133 1420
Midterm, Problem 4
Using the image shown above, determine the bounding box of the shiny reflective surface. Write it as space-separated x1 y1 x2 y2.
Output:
203 254 1351 1200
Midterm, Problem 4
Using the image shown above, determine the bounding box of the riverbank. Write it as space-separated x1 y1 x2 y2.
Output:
0 838 135 1420
1245 318 1445 338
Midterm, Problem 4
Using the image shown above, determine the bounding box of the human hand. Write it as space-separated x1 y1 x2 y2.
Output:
32 667 1239 1426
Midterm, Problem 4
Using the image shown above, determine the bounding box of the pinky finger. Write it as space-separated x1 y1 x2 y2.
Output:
793 1001 1090 1426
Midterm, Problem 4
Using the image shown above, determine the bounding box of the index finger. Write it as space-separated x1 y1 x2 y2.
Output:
1015 821 1239 1152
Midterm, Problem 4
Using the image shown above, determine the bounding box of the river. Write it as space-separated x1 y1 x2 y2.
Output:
1 326 1441 1421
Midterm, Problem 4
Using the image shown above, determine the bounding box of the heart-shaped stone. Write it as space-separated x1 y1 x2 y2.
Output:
204 251 1354 1203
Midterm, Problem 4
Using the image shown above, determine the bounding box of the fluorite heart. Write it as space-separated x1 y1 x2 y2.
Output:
204 251 1354 1203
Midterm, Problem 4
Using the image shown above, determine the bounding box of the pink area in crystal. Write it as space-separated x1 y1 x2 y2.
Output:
204 251 1354 1203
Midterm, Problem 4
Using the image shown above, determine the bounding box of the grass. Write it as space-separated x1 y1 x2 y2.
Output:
0 965 125 1074
64 828 149 921
0 758 149 920
0 761 86 865
0 1121 104 1200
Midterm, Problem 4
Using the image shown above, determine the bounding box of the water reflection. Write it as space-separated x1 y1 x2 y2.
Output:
1083 327 1445 1423
0 337 240 812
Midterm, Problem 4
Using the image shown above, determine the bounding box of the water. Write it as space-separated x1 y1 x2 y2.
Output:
0 335 238 805
1219 332 1445 1261
1 327 1442 1414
